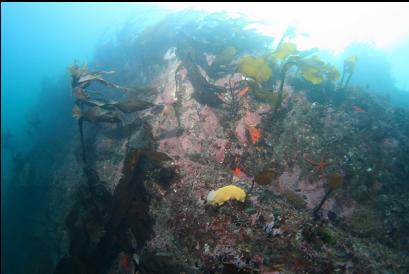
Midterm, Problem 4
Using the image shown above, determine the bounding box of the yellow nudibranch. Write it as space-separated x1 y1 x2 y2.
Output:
206 185 246 206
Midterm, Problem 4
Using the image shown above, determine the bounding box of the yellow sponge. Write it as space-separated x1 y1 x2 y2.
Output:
207 185 246 206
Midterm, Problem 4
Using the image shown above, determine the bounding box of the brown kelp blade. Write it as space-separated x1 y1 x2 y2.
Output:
328 174 344 190
73 87 91 101
93 78 130 92
140 149 173 162
77 70 129 92
254 170 278 186
74 102 122 123
178 59 225 107
78 73 104 84
112 99 155 113
82 106 121 124
128 87 159 97
72 104 82 120
82 98 116 108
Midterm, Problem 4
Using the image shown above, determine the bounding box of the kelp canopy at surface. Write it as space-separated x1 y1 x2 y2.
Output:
93 10 274 87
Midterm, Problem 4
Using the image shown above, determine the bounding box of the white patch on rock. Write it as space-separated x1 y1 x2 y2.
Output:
163 47 176 61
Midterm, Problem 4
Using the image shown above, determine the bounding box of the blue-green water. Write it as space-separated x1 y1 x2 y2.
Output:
2 3 409 274
1 3 166 273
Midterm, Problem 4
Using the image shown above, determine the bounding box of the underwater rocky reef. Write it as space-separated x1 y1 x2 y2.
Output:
10 11 408 274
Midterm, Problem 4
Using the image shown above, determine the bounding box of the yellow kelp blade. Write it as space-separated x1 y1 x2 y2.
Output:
298 55 340 84
212 46 237 67
237 56 272 82
325 65 340 81
345 54 358 65
344 54 358 73
299 55 326 70
302 68 324 85
272 42 298 60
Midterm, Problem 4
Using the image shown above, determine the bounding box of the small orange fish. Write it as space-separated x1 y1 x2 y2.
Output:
248 127 261 144
238 86 250 97
233 167 243 177
352 105 365 113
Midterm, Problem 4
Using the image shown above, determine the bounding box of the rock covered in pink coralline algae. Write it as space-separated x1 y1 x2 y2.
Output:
235 118 248 144
158 134 202 158
271 166 336 216
152 58 230 167
155 100 226 163
214 73 243 87
199 105 220 138
210 138 228 163
152 104 179 137
256 103 271 114
243 111 262 127
152 59 181 105
179 98 200 130
235 110 263 144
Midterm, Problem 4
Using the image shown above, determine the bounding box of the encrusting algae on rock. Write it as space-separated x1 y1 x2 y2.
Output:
206 185 246 206
46 11 409 274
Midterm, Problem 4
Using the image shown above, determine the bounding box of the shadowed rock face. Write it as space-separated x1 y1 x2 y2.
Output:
138 251 192 274
110 149 155 248
54 133 178 274
55 165 115 274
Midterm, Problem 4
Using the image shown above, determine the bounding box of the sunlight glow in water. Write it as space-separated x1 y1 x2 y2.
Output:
157 2 409 51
